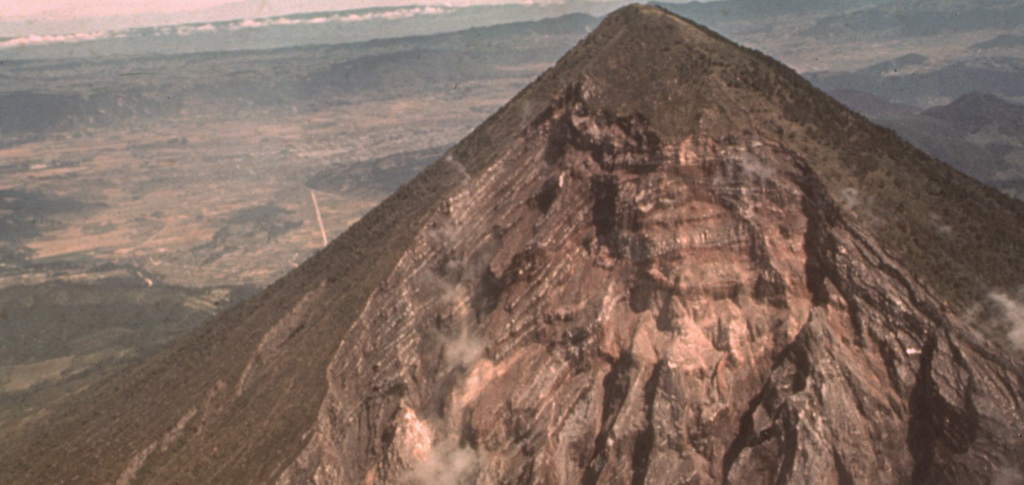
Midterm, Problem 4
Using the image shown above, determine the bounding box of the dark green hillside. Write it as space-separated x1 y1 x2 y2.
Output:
924 92 1024 137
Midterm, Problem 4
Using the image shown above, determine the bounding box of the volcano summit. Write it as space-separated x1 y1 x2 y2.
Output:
3 4 1024 485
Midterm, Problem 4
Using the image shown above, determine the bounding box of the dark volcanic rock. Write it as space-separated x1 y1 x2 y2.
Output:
2 5 1024 485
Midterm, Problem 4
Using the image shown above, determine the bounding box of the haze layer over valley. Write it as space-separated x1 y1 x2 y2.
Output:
0 6 597 429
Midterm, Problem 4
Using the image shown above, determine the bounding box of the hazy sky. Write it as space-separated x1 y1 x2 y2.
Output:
3 0 578 20
0 0 715 38
1 0 638 37
4 0 237 18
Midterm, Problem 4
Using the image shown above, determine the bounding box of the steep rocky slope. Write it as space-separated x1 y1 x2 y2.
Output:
280 83 1024 483
2 5 1024 484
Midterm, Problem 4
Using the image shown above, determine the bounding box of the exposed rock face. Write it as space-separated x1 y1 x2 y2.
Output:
277 80 1024 484
3 5 1024 485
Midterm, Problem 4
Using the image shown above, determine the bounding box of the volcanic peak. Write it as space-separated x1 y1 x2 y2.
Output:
503 4 1024 309
2 5 1024 485
272 9 1024 482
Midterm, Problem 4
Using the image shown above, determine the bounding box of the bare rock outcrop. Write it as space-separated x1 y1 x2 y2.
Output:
279 82 1024 484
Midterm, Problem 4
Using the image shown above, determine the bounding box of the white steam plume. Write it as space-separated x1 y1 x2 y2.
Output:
405 441 479 485
989 291 1024 350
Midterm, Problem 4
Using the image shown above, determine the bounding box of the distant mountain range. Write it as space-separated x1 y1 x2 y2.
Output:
833 90 1024 199
658 0 1024 35
0 2 611 59
806 55 1024 108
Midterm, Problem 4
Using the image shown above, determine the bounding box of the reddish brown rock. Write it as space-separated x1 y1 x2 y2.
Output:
278 79 1024 484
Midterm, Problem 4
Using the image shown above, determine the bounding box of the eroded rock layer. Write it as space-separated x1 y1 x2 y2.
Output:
279 83 1024 484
